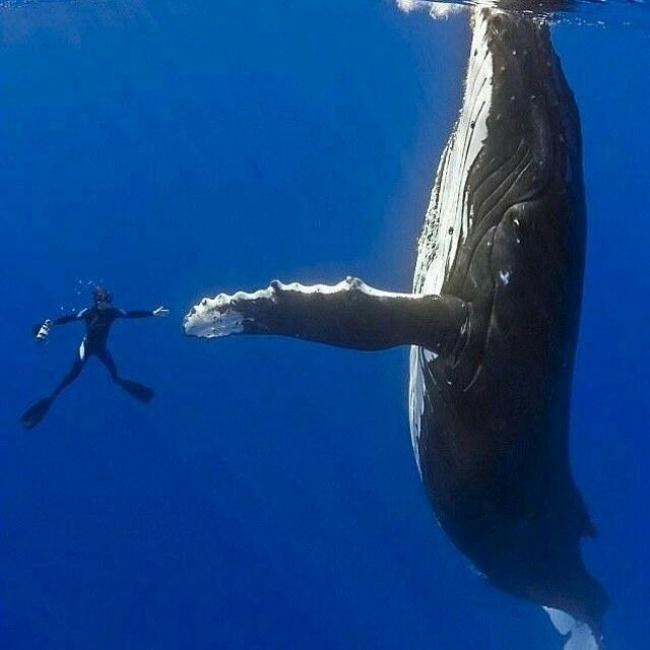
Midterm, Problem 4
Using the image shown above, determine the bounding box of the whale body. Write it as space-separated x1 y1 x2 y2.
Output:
408 8 606 646
184 6 605 648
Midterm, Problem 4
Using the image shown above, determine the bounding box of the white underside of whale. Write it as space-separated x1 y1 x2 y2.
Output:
409 9 493 475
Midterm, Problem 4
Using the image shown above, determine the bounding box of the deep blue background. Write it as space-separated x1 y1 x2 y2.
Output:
1 1 648 648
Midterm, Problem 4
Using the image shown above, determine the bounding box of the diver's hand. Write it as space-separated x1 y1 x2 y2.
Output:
33 319 53 341
153 306 170 317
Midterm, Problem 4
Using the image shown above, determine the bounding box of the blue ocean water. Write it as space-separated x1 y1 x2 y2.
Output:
1 1 648 648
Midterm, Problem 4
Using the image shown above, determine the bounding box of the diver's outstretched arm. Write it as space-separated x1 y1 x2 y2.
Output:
51 312 85 326
32 309 88 340
119 306 170 319
183 278 468 354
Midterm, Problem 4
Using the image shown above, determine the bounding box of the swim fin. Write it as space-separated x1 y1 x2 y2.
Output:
118 379 155 403
20 397 53 429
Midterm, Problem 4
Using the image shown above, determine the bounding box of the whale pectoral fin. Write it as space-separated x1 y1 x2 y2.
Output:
184 278 469 354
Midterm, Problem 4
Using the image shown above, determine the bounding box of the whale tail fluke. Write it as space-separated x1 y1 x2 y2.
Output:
544 607 605 650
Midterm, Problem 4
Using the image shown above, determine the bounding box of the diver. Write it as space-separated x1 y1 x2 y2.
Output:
21 287 170 429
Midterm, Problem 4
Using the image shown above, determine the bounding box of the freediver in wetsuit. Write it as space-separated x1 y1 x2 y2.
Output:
21 287 169 429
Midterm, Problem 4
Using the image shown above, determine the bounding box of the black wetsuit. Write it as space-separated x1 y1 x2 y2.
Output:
21 305 158 429
50 306 156 395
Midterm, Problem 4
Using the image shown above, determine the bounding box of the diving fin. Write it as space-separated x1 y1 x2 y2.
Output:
20 397 54 429
118 379 155 403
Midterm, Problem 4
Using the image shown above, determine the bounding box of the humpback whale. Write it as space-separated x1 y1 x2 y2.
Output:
184 6 605 648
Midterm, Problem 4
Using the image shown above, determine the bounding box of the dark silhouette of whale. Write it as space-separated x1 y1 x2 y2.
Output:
184 6 605 648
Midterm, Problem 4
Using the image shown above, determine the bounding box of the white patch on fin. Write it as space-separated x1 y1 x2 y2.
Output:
183 295 245 338
543 607 600 650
